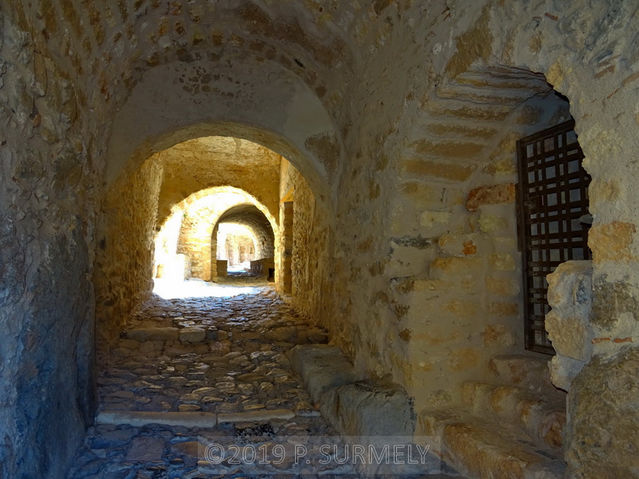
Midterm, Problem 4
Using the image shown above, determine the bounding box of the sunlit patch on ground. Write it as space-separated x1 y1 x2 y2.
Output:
153 278 266 299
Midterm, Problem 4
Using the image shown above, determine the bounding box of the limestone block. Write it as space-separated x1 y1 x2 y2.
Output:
411 138 485 159
97 410 217 428
411 279 447 299
420 210 451 231
430 256 482 279
588 221 636 262
485 275 520 297
437 232 479 257
218 409 295 423
546 260 593 316
435 415 565 478
179 327 206 343
488 301 519 318
402 158 475 182
387 240 436 277
566 348 639 478
400 181 460 209
478 210 509 234
320 381 415 437
481 324 515 347
287 345 363 403
546 311 591 361
549 355 585 392
412 277 475 296
545 261 594 389
126 327 180 342
448 347 481 372
466 183 515 211
488 253 516 272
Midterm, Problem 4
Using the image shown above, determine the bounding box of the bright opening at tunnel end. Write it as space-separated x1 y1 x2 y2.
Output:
153 278 266 299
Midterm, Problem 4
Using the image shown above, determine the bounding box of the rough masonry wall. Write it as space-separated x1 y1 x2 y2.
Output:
175 196 276 281
278 160 332 323
382 89 574 409
216 207 275 260
325 3 639 478
155 137 281 227
0 10 103 479
2 2 639 478
95 156 163 342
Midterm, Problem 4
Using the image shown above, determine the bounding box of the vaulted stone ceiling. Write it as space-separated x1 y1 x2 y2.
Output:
2 2 639 478
155 136 282 225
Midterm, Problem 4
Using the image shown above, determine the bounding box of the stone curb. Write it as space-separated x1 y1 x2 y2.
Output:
96 409 296 427
288 344 416 438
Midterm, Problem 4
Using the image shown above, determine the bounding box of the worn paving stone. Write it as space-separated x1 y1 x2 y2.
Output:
69 286 454 478
69 287 358 477
125 436 165 463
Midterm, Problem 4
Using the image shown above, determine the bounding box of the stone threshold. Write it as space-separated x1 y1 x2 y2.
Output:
97 408 295 427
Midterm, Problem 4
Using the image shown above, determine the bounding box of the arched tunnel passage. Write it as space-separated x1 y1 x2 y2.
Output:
5 2 638 478
95 127 331 338
89 124 347 475
154 185 278 290
213 204 276 279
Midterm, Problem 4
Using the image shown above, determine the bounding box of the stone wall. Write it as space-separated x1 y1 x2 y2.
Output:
376 87 574 410
155 136 281 227
0 9 103 479
92 2 639 475
323 3 639 477
546 260 594 392
2 1 639 477
95 156 163 341
215 205 276 261
174 191 277 281
278 160 333 321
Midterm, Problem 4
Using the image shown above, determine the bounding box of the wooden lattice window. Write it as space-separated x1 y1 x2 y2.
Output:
516 119 592 354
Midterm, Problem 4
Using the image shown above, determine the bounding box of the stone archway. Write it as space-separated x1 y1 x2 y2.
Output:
2 3 638 478
153 186 277 283
212 204 276 279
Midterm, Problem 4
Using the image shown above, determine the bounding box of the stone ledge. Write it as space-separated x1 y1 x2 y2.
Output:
419 408 565 479
97 411 217 428
461 381 565 449
217 409 295 423
320 381 415 437
287 344 364 403
289 344 415 438
96 408 295 427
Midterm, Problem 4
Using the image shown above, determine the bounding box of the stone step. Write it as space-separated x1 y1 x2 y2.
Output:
96 408 296 427
289 345 415 437
454 69 550 92
436 82 543 106
124 324 328 344
426 98 514 121
489 354 556 392
288 344 365 403
425 120 499 141
419 408 566 479
461 382 565 449
407 137 488 160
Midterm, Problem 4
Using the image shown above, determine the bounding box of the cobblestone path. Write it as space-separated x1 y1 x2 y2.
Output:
68 286 358 478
